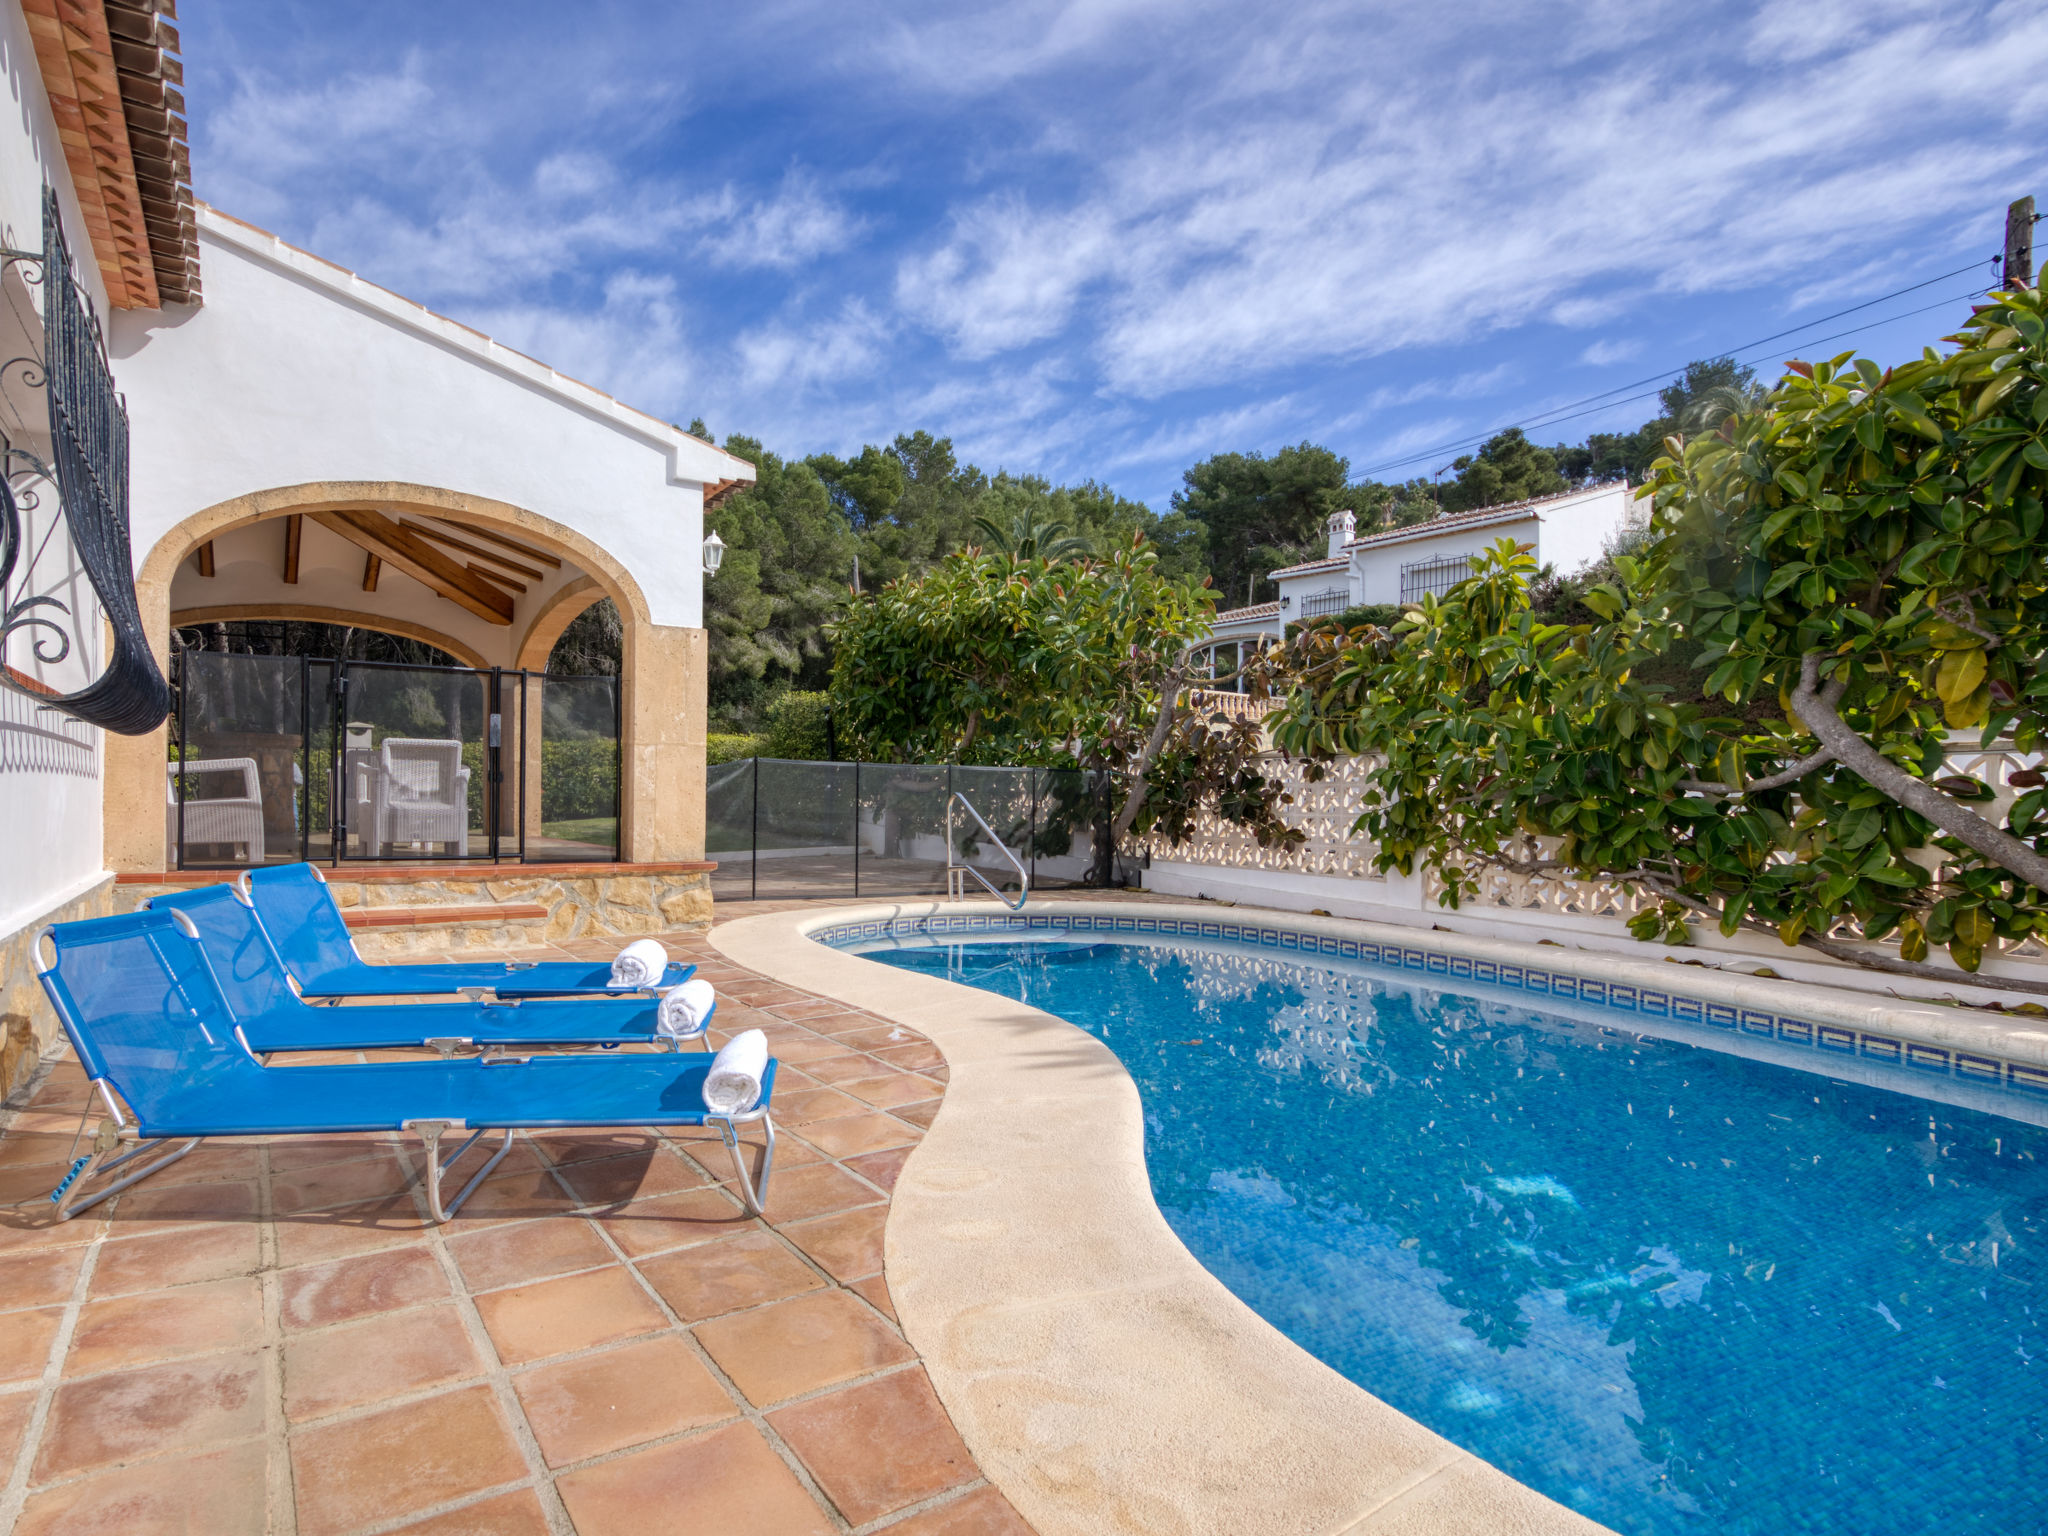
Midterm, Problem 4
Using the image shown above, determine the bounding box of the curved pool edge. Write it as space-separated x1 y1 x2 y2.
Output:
712 900 1618 1536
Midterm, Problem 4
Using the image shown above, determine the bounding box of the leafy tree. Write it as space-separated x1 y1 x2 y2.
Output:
1554 357 1767 488
831 537 1300 873
1271 289 2048 993
1439 428 1567 512
1172 443 1352 607
704 435 858 724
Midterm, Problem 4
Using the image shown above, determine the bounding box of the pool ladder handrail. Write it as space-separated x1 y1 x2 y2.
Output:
945 791 1029 910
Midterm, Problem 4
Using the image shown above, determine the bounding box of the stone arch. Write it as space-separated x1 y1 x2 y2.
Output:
514 576 607 673
169 603 490 671
109 482 702 871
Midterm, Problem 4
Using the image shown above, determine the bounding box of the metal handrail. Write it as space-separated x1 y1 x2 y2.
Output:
946 791 1029 909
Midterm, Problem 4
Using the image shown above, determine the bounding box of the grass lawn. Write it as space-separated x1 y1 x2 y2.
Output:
540 817 617 846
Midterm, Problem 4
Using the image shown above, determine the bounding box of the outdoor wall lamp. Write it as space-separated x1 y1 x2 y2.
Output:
702 528 726 575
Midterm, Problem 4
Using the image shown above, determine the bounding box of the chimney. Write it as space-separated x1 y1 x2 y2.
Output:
1327 509 1355 559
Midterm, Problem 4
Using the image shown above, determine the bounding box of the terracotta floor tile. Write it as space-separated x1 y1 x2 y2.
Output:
848 1272 897 1321
781 1205 888 1283
0 1306 62 1385
797 1112 921 1160
265 1132 404 1175
801 1053 904 1086
0 1385 32 1470
35 1352 265 1479
143 1142 267 1188
830 1025 922 1052
103 1177 261 1234
67 1275 262 1376
90 1221 261 1298
283 1244 447 1330
514 1333 737 1467
693 1288 914 1407
869 1040 948 1073
592 1184 751 1259
473 1264 668 1366
843 1145 916 1195
636 1230 824 1322
290 1383 528 1536
0 1208 105 1257
894 1099 944 1131
0 1246 85 1310
757 1162 883 1233
447 1215 615 1292
436 1167 582 1227
285 1304 483 1421
759 1035 865 1066
556 1420 837 1536
529 1128 666 1169
776 1086 872 1125
13 1439 270 1536
878 1483 1037 1536
383 1487 553 1535
274 1203 429 1267
815 1015 894 1040
555 1146 703 1209
841 1072 944 1110
270 1150 415 1215
0 1129 78 1173
769 1366 975 1524
765 999 849 1021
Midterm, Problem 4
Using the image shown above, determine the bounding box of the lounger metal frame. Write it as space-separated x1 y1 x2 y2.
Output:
32 913 773 1223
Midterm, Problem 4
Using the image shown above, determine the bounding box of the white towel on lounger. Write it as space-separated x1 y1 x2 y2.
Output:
703 1028 768 1115
658 979 716 1041
610 939 668 989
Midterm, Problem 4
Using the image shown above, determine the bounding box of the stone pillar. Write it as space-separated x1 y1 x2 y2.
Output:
103 574 175 872
620 622 706 862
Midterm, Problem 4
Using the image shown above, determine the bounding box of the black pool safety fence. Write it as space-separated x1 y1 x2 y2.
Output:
707 759 1132 902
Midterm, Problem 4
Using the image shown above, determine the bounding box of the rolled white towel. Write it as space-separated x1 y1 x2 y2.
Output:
610 938 669 989
658 978 716 1041
702 1028 768 1116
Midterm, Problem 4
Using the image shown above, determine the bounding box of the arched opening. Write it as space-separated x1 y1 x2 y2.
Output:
109 483 705 873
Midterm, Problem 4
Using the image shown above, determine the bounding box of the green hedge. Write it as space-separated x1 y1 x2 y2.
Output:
709 733 766 765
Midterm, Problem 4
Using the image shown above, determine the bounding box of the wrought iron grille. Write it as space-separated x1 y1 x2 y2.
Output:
0 186 169 734
1399 554 1476 605
1297 587 1354 619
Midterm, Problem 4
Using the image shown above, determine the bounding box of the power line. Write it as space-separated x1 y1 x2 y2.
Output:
1355 257 1998 479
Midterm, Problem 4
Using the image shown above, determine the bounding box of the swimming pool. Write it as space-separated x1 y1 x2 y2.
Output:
839 929 2048 1536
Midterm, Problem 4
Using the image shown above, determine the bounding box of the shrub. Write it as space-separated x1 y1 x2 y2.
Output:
762 690 836 760
709 733 765 765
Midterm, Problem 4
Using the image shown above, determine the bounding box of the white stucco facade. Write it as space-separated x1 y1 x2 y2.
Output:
0 2 109 934
110 208 752 632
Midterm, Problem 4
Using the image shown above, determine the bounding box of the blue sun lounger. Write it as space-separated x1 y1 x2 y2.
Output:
144 885 711 1055
238 863 693 999
33 908 776 1222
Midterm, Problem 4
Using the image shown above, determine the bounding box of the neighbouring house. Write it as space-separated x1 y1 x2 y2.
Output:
1205 481 1640 659
0 0 751 1096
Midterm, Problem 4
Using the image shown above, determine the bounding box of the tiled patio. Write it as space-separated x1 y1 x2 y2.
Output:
0 908 1035 1535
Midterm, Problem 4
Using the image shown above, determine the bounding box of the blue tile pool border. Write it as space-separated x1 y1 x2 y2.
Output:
811 910 2048 1099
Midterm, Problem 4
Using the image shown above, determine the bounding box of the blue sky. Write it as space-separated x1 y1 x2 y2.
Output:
182 1 2048 508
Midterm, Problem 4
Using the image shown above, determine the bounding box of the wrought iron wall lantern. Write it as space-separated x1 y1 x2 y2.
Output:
0 186 170 735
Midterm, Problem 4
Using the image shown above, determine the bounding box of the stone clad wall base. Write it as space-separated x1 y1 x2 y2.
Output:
0 876 116 1099
112 867 715 957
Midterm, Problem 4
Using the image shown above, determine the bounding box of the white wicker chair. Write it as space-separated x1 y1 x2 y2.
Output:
373 738 471 856
166 758 266 864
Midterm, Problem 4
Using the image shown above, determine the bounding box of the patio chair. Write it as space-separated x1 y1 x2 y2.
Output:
374 737 470 856
239 863 692 999
166 758 265 863
144 885 712 1055
33 908 777 1222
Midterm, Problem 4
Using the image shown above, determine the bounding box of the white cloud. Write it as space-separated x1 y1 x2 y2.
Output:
1579 339 1644 367
465 271 695 414
699 169 864 271
736 301 890 392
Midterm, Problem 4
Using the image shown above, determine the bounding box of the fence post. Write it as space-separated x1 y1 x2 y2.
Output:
853 761 861 899
750 754 759 901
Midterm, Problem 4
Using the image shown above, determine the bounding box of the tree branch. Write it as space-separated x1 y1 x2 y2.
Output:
1676 738 1838 797
1636 872 2048 999
1786 650 2048 893
1110 659 1192 842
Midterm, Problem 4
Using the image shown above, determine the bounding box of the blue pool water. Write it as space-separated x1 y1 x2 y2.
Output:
845 933 2048 1536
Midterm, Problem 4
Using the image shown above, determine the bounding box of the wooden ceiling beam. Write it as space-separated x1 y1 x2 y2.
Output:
307 508 513 625
420 516 560 569
467 562 526 595
400 520 545 581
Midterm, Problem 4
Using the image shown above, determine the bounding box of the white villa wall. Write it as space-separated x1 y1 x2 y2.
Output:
109 209 749 629
0 4 111 939
1351 514 1541 606
1530 480 1637 575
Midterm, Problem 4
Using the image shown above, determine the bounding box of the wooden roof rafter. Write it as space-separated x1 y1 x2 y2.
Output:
307 508 514 626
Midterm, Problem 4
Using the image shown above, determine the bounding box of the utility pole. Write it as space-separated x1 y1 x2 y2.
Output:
2004 196 2035 291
